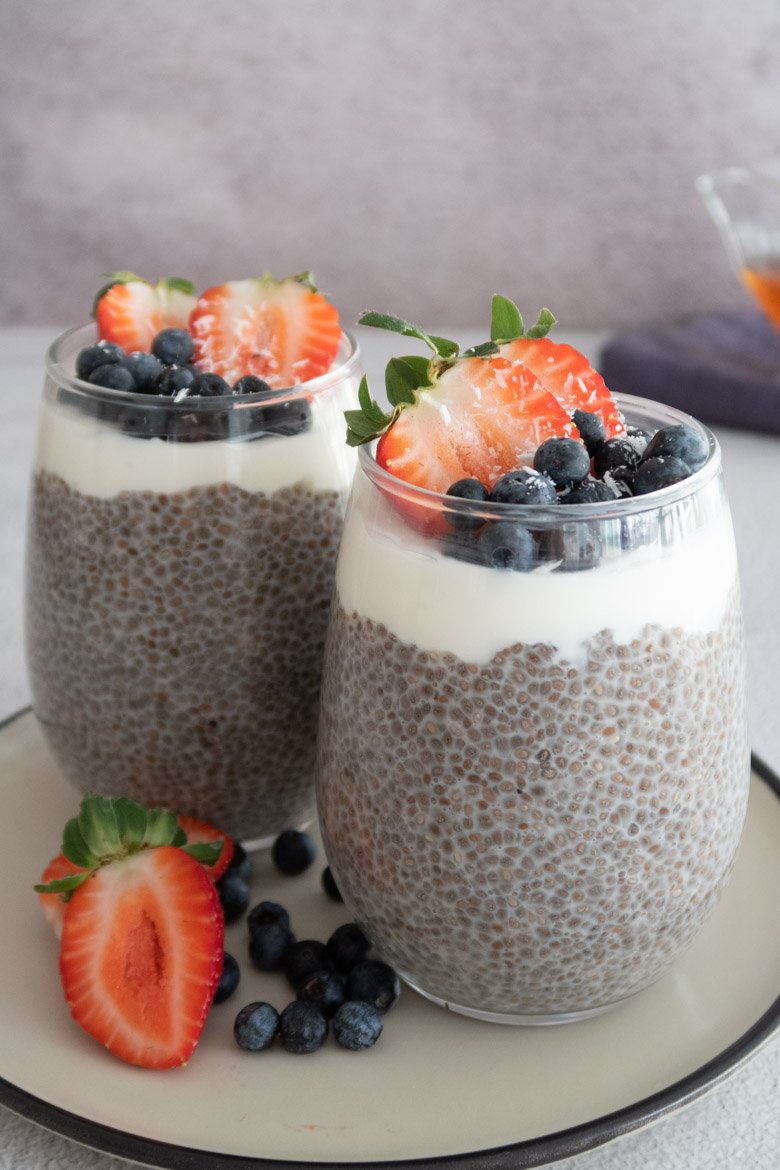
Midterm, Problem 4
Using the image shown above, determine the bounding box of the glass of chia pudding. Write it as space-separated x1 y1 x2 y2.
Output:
26 274 361 846
316 303 749 1024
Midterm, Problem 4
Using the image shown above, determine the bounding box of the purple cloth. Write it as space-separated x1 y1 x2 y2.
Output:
599 311 780 434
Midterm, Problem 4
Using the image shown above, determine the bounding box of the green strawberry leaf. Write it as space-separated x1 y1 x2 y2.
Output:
34 871 91 897
385 356 431 407
62 817 100 869
160 277 196 296
525 307 557 338
172 825 187 848
461 340 500 358
182 841 224 866
358 312 459 359
143 807 182 848
78 794 122 858
113 797 148 847
490 295 524 343
290 271 318 292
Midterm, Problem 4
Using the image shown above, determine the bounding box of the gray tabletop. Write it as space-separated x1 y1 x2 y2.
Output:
0 326 777 1170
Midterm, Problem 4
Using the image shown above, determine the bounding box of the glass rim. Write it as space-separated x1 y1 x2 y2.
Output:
357 392 722 522
44 323 361 410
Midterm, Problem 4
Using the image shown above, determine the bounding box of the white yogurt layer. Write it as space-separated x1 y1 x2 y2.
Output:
35 394 356 497
336 490 739 664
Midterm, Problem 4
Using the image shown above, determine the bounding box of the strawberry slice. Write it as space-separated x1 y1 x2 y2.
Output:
38 854 86 940
177 816 234 883
377 354 578 494
189 274 341 388
94 273 196 354
59 846 223 1069
502 337 625 438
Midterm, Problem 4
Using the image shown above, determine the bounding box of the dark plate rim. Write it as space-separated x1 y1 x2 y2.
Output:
1 705 778 1170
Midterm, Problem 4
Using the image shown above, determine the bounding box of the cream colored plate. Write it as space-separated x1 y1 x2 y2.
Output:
0 709 778 1169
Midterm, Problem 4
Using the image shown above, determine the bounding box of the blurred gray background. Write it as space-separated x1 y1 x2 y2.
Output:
1 0 779 330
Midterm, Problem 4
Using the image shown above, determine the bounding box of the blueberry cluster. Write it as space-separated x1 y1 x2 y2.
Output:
71 333 312 441
213 828 397 1054
444 415 709 573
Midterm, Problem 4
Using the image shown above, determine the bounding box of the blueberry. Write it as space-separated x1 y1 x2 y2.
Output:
297 969 347 1017
346 960 400 1014
283 939 332 987
560 478 617 504
272 829 315 876
279 1001 328 1054
171 410 228 443
441 531 484 565
490 468 558 505
641 424 708 472
477 522 536 571
533 438 590 487
332 1001 383 1051
187 372 231 397
632 455 692 495
76 341 125 381
445 478 490 533
88 363 137 392
326 923 371 973
118 352 164 393
151 328 195 366
624 425 651 457
155 365 198 397
233 1001 280 1052
225 840 253 883
540 524 602 572
216 870 250 924
232 375 273 396
213 952 241 1005
252 399 312 437
572 410 606 456
248 900 290 933
248 922 295 971
321 866 343 903
592 438 639 480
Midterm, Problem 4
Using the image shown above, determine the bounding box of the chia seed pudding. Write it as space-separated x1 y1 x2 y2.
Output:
26 325 359 844
316 399 750 1022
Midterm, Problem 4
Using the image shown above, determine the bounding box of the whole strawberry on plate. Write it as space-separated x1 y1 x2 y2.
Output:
190 272 341 388
94 272 197 354
35 795 225 1069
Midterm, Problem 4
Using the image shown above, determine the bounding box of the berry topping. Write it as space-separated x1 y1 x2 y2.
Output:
633 455 693 495
248 900 290 933
118 351 164 393
76 341 125 381
232 375 273 396
155 365 198 397
272 829 316 876
190 273 341 388
152 327 196 367
571 409 606 456
296 969 347 1017
283 939 332 987
560 477 618 504
234 1001 280 1052
477 521 536 571
332 1001 383 1051
35 795 225 1069
251 398 313 438
641 424 708 472
94 273 196 354
445 477 490 532
533 437 590 487
326 923 372 973
592 437 640 480
213 952 241 1005
186 372 232 398
279 1001 328 1054
88 363 136 391
248 922 295 971
490 468 558 505
321 866 343 903
346 960 401 1014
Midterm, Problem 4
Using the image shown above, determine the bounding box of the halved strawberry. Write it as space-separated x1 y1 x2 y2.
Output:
94 273 196 354
189 273 341 388
177 816 234 883
376 354 578 495
38 854 86 940
502 337 625 438
59 846 223 1069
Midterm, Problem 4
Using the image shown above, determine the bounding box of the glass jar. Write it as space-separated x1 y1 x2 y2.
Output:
26 324 360 846
317 395 750 1023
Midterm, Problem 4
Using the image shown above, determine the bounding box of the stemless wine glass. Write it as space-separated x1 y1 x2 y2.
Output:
317 395 750 1023
26 324 360 846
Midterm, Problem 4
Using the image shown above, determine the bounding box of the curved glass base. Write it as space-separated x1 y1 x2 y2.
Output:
402 973 641 1026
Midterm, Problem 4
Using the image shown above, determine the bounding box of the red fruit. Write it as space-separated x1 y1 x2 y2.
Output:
376 354 578 497
38 854 86 940
177 816 234 883
502 337 624 438
59 846 223 1069
190 275 341 388
94 274 196 354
